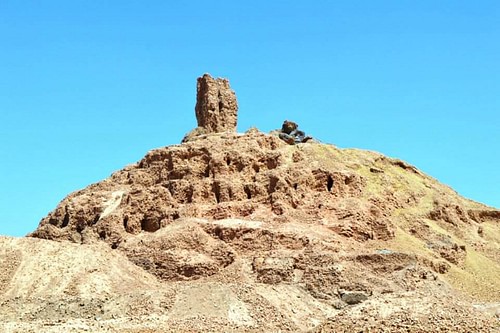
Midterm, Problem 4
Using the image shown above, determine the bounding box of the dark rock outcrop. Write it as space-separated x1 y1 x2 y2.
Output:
277 120 312 145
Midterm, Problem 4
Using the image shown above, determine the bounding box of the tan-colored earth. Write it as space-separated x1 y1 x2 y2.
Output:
1 75 499 332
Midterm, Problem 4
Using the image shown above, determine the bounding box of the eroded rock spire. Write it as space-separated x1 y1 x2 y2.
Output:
196 73 238 132
182 74 238 142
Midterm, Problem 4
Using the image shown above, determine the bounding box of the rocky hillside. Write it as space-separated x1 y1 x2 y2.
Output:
1 74 499 332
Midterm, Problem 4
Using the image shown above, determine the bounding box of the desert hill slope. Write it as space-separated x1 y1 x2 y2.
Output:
1 74 499 332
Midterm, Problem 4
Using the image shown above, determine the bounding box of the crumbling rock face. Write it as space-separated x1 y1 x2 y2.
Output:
120 221 236 281
182 74 238 143
30 129 422 292
468 208 500 223
429 201 473 226
31 131 397 250
195 73 238 133
31 125 500 293
4 225 499 332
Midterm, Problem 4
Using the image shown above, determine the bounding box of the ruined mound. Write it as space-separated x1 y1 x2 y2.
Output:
2 74 499 332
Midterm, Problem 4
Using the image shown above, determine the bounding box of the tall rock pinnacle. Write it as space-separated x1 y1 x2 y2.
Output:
195 73 238 133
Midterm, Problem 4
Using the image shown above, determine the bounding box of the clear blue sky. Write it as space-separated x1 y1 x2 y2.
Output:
1 1 499 237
